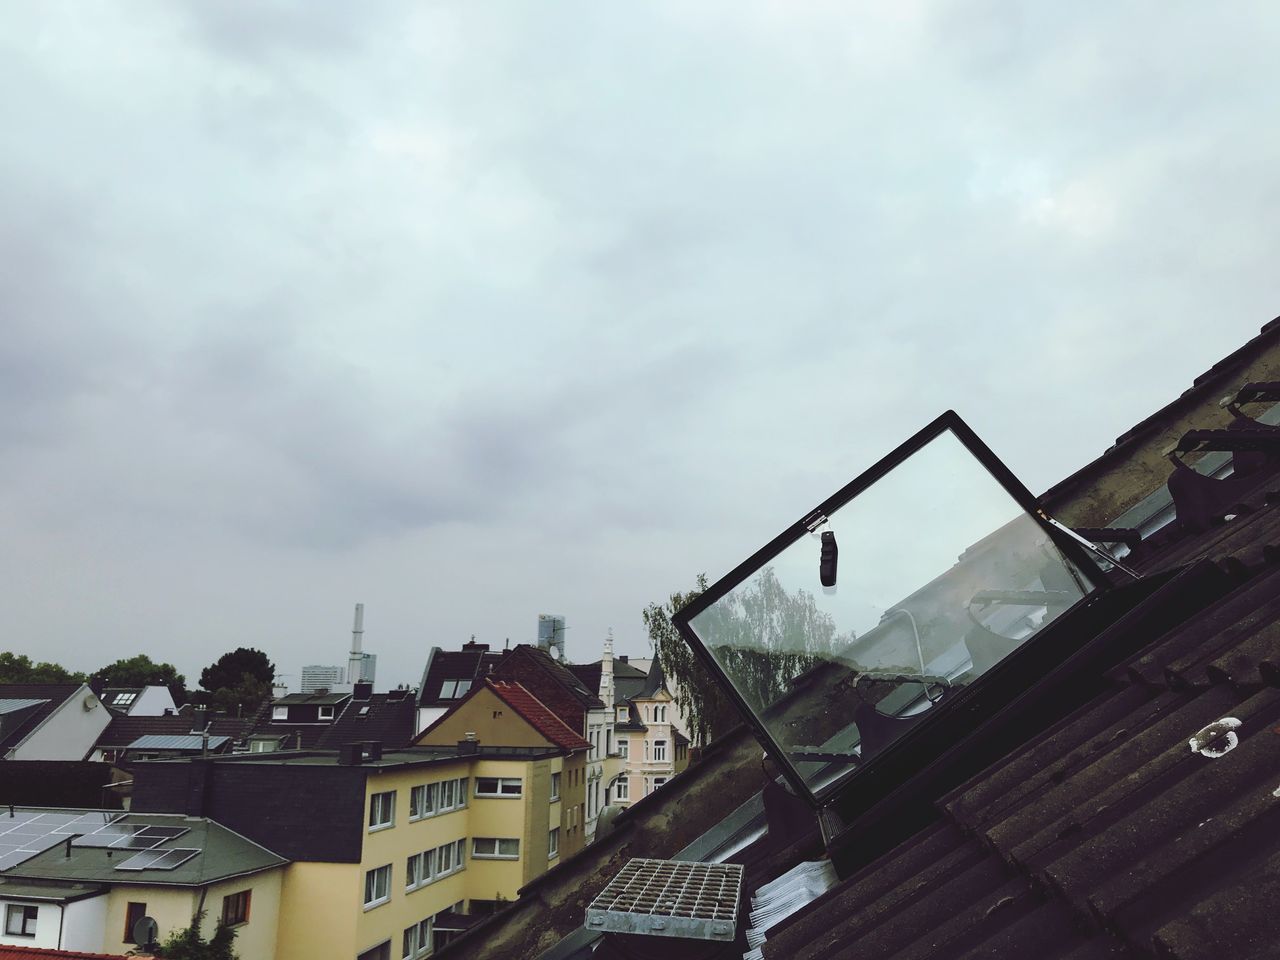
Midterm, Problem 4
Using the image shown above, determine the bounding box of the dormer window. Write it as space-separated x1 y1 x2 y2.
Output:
439 679 472 699
272 706 287 720
616 707 628 722
318 706 335 720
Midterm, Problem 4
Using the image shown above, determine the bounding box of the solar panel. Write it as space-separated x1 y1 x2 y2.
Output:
53 812 122 834
137 826 190 842
113 849 168 871
74 824 147 848
116 847 200 872
109 834 166 850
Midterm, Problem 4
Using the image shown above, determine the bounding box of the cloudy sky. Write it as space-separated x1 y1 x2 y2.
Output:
3 1 1278 690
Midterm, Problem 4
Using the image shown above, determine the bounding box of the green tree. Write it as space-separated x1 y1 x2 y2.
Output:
210 674 273 718
145 910 237 959
0 652 84 684
200 648 275 695
643 575 738 746
89 655 186 704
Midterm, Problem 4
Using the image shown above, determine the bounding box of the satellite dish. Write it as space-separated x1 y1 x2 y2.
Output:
133 916 159 947
81 694 98 712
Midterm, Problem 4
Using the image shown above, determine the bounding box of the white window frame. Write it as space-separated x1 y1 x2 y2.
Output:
616 706 628 722
363 864 392 910
653 777 668 790
272 706 287 720
472 837 520 860
548 828 560 860
318 705 335 720
617 737 629 760
416 918 433 958
369 791 395 831
475 777 522 798
5 904 36 937
653 739 668 762
549 772 561 802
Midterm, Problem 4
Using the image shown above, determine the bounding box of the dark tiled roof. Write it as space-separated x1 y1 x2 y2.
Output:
95 713 251 749
491 645 603 734
418 646 503 707
566 660 648 696
0 684 84 752
486 680 591 753
316 692 417 749
637 656 667 699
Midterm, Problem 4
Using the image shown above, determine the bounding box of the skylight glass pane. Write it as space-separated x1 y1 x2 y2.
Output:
683 426 1099 801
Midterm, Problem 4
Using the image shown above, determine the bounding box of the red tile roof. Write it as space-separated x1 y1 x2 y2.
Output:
485 680 591 753
0 947 150 960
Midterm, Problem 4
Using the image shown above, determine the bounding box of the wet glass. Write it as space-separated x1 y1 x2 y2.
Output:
684 428 1099 800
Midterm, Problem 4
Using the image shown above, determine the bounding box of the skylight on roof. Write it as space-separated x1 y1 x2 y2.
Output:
675 412 1107 806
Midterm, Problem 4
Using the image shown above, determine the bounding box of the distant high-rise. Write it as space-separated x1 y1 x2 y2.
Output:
537 614 566 661
300 665 345 694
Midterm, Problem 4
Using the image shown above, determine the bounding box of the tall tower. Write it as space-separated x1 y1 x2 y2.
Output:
536 614 566 661
347 603 370 685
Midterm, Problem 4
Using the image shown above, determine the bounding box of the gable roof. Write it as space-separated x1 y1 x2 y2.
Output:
485 680 591 753
0 684 87 753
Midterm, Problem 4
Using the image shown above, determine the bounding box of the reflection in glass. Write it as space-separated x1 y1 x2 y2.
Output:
686 430 1096 799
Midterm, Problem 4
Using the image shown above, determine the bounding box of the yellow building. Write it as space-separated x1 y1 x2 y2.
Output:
414 678 592 865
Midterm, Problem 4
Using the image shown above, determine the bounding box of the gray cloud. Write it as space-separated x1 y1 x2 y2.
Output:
1 0 1278 687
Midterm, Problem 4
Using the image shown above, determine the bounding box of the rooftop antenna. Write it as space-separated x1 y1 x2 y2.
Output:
347 603 365 685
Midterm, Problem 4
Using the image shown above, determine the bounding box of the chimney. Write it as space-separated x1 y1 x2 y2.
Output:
462 639 490 652
618 655 628 664
457 732 479 756
363 740 383 761
192 707 208 733
338 742 364 766
353 682 373 702
600 630 615 713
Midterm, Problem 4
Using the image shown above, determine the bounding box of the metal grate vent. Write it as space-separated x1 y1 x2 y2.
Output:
586 858 743 941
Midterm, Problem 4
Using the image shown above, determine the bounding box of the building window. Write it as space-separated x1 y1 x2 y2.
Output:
402 925 418 960
406 852 421 890
272 706 287 720
358 942 391 960
550 772 561 801
123 902 147 944
4 904 36 937
439 679 472 699
112 692 137 707
614 776 629 801
653 777 668 790
616 706 628 722
369 791 396 830
653 740 668 762
548 828 559 860
475 777 522 798
364 865 392 909
410 784 429 820
417 918 433 958
318 705 335 720
221 890 251 927
438 840 454 873
618 737 629 759
472 837 520 860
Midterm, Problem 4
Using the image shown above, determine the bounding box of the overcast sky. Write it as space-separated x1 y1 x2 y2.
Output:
3 1 1278 691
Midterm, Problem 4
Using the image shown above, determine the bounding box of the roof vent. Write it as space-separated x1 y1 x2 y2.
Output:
586 859 742 944
363 740 383 761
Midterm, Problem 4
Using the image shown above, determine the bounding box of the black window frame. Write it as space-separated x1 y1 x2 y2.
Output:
672 410 1111 810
